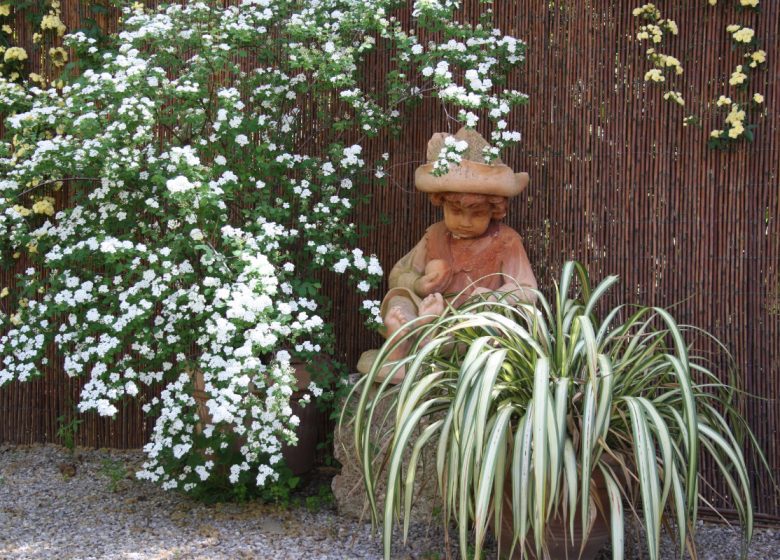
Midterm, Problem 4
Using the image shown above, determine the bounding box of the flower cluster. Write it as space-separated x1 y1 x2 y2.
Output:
409 3 529 159
663 90 685 107
727 24 755 45
0 0 88 88
432 135 469 176
633 1 767 149
633 4 684 107
0 0 528 497
708 0 765 148
0 0 27 84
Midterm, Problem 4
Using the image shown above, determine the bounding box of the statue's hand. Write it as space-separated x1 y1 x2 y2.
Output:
414 259 452 296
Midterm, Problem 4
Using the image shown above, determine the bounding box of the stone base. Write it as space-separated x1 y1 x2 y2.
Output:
331 375 441 524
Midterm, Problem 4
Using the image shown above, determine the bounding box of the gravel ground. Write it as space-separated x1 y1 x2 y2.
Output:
0 444 777 560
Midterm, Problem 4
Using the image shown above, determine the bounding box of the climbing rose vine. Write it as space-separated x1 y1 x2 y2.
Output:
632 1 766 148
0 0 528 496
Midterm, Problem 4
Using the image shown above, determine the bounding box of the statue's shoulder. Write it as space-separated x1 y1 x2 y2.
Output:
424 221 449 238
495 223 524 245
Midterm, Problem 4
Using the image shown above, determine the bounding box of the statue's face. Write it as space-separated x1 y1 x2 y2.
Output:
443 200 492 239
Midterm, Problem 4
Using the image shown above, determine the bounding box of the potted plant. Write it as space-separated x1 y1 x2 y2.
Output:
346 261 765 560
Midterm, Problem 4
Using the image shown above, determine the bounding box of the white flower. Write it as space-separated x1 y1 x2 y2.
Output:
333 258 349 273
190 228 204 241
166 175 196 194
235 134 249 146
308 381 323 397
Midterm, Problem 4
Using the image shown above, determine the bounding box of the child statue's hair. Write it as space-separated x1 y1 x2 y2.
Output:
428 192 508 220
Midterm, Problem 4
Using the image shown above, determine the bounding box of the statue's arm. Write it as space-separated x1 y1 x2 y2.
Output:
387 236 429 293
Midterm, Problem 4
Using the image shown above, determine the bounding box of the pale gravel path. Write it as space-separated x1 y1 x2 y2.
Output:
0 444 777 560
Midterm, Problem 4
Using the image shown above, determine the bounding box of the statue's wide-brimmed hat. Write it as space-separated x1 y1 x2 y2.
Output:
415 127 529 197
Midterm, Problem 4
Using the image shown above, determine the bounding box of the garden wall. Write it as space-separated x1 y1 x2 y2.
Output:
1 1 778 521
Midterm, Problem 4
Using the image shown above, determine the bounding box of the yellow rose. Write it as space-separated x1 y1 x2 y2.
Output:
751 50 766 64
29 72 45 85
726 24 740 33
32 197 55 216
739 0 758 6
9 313 21 326
27 242 38 254
48 46 68 67
729 69 747 86
728 123 744 139
725 107 746 125
40 14 67 36
3 46 28 62
733 28 755 44
12 204 32 217
0 5 10 17
644 68 665 83
754 93 764 104
716 95 732 107
0 287 8 298
1 24 11 34
663 91 684 106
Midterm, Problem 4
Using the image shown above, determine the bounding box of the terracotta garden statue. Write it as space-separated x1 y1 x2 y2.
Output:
359 128 537 381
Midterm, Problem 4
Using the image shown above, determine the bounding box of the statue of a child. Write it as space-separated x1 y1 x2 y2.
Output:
360 128 537 380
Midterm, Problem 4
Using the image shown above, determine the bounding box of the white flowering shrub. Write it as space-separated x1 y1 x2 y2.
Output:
0 0 528 498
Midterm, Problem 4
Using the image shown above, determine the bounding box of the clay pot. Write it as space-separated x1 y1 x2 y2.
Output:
189 362 319 476
497 478 611 560
280 361 318 475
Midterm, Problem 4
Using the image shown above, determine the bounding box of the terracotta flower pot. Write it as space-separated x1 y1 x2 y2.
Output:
497 476 611 560
280 361 318 475
189 363 320 476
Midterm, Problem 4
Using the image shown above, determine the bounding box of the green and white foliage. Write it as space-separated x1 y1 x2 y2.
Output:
0 0 528 496
349 262 763 560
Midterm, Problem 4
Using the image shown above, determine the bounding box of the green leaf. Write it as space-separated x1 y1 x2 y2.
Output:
626 398 660 560
531 357 550 557
474 406 512 556
599 463 624 560
402 419 444 542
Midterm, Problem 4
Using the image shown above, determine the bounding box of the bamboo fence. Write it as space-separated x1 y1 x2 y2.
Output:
1 0 778 521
